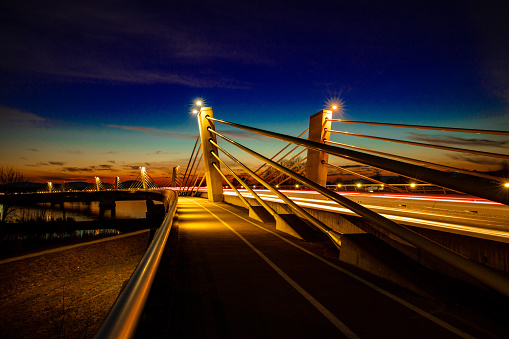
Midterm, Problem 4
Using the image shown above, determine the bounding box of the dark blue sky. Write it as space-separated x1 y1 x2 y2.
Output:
1 0 508 182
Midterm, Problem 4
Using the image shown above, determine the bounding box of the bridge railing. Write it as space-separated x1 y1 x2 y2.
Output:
94 190 178 339
189 107 509 298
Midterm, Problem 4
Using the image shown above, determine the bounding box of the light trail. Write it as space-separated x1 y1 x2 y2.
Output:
222 189 509 243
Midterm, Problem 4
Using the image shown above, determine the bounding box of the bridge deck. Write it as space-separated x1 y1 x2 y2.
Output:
135 197 509 338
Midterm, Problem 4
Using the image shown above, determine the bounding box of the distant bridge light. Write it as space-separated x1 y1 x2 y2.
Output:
410 183 416 188
505 183 509 188
356 183 361 188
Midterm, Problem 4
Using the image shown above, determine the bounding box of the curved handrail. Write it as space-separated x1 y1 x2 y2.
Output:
94 190 178 339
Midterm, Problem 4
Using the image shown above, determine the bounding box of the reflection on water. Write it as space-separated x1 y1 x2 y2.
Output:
5 200 148 223
0 200 150 258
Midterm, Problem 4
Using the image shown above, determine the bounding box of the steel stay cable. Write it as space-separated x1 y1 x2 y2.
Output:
208 136 342 246
211 162 253 210
326 128 509 160
326 118 509 136
268 150 307 184
208 128 509 298
188 158 204 195
182 144 202 189
191 174 206 196
323 161 404 192
271 157 307 186
254 128 309 175
179 134 200 191
210 151 279 218
206 116 509 206
259 144 302 179
185 153 203 195
275 167 306 187
325 139 502 182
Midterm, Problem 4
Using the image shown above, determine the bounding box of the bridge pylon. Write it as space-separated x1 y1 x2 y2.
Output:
305 110 332 187
140 167 148 190
198 106 223 202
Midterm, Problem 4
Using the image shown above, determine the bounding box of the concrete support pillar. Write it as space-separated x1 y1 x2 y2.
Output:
99 198 116 218
114 177 120 190
171 167 178 187
305 110 332 187
146 199 165 222
198 107 223 202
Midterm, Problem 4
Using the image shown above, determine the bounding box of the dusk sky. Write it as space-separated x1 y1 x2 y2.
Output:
1 1 508 183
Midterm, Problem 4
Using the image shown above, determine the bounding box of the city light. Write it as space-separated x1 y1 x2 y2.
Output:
196 100 202 106
505 183 509 188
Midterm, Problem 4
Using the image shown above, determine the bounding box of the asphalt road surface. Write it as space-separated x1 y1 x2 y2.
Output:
135 197 509 339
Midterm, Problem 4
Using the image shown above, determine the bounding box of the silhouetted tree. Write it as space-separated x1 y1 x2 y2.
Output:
0 167 27 223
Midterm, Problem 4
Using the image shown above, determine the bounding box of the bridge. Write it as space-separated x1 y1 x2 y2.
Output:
1 103 509 338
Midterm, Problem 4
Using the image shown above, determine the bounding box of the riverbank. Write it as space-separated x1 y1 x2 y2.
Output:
0 230 150 338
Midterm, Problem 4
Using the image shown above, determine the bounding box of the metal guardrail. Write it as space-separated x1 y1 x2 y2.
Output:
94 190 178 339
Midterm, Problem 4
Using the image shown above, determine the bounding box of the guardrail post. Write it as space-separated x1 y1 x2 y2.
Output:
199 107 224 202
306 110 332 186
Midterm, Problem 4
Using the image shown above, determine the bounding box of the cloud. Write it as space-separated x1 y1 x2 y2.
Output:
406 133 508 148
49 161 65 166
61 167 94 173
0 2 259 88
107 124 197 139
66 150 83 154
0 106 45 124
26 148 40 152
147 150 169 155
107 160 116 164
446 154 503 166
26 162 49 167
